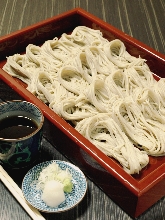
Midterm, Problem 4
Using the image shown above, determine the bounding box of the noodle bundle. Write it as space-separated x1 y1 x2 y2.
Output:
3 26 165 174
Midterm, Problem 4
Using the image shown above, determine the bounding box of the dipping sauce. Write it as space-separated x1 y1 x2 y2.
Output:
0 115 38 139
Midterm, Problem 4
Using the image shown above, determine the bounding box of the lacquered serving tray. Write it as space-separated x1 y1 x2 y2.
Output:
0 8 165 218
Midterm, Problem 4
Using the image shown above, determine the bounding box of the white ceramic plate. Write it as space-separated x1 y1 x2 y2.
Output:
22 160 87 212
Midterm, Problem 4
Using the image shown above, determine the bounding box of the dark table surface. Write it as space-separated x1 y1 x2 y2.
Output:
0 1 165 220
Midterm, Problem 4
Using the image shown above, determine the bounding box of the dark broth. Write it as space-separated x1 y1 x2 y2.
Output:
0 115 38 139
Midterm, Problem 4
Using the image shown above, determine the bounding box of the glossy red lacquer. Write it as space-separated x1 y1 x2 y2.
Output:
0 8 165 218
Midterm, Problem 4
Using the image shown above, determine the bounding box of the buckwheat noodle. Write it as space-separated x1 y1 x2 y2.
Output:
3 26 165 174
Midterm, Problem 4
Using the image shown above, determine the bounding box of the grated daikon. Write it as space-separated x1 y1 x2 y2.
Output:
41 180 65 207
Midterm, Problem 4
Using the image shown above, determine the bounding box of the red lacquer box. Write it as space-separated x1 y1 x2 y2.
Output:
0 8 165 218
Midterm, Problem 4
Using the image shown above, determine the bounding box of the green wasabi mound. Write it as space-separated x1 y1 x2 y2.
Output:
63 179 73 193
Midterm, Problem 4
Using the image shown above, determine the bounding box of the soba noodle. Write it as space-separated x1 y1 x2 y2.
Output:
3 26 165 174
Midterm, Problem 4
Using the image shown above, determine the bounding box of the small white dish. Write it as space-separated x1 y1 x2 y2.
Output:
22 160 87 213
